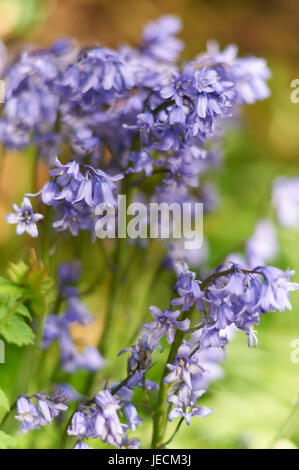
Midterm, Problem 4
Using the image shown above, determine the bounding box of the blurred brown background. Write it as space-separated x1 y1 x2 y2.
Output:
0 0 298 61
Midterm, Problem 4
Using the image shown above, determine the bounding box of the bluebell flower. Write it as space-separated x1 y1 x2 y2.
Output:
199 42 271 105
171 263 204 312
272 177 299 227
75 166 123 208
144 306 190 344
15 396 45 434
49 158 83 203
259 266 299 313
58 261 82 291
94 390 124 447
160 64 195 106
123 403 142 431
140 15 184 63
35 390 68 424
118 335 163 374
168 386 214 425
246 219 278 267
164 342 205 389
68 408 98 440
74 442 93 449
6 197 43 237
120 436 140 449
15 391 68 434
42 268 106 373
127 150 154 177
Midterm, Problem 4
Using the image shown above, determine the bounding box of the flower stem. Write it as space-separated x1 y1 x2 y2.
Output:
151 310 189 449
159 417 184 448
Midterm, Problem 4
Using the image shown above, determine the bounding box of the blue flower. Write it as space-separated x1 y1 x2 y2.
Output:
171 263 204 312
74 442 93 449
123 403 142 431
164 342 205 389
118 334 163 374
15 391 68 434
42 265 106 373
145 306 190 344
140 15 184 63
272 177 299 228
168 386 214 425
15 396 45 434
6 197 43 237
246 219 278 267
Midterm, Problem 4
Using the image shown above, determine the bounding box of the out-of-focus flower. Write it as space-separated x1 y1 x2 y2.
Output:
272 177 299 227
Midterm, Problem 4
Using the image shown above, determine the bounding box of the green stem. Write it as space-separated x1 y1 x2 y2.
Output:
159 417 184 448
151 310 189 449
270 393 299 448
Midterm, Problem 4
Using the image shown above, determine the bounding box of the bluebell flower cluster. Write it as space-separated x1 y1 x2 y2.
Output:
15 389 68 434
162 260 299 425
42 262 105 372
3 15 271 243
67 388 141 449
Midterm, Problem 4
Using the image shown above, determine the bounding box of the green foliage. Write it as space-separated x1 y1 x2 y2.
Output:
0 430 17 449
0 388 9 413
0 249 54 347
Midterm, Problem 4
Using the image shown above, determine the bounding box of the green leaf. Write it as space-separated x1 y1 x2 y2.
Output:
0 283 24 299
15 304 32 321
0 316 35 346
0 388 9 413
7 260 28 285
0 430 16 449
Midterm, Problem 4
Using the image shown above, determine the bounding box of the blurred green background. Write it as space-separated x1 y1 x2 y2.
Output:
1 0 299 449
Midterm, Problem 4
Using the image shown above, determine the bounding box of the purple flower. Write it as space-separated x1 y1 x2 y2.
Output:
42 281 106 373
118 335 163 373
272 177 299 227
58 261 82 291
127 150 154 177
168 386 214 425
140 15 184 63
35 390 68 424
160 64 195 106
199 42 271 105
68 409 97 440
74 442 93 449
123 403 142 431
15 396 45 434
171 263 204 312
246 219 278 267
144 306 190 344
94 390 124 447
164 342 205 389
120 437 140 449
259 266 299 313
15 391 68 434
49 158 83 203
6 197 43 237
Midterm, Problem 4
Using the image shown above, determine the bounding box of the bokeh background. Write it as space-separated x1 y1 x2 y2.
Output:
1 0 299 449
